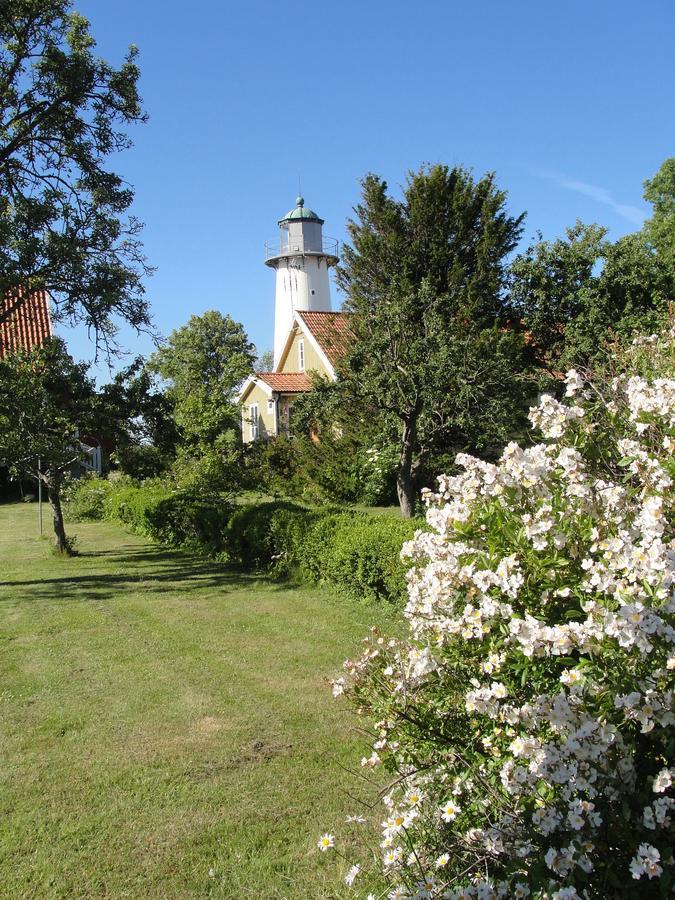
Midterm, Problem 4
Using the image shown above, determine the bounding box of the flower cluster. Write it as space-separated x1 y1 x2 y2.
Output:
322 328 674 898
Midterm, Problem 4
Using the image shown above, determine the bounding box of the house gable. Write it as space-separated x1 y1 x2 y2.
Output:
277 323 331 378
239 311 355 444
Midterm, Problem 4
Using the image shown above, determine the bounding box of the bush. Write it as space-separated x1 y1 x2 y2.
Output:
244 433 400 507
326 325 675 898
103 480 171 533
66 477 421 602
223 502 421 602
222 501 313 571
63 475 119 521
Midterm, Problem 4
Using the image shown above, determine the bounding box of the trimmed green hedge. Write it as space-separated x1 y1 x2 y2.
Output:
65 478 424 602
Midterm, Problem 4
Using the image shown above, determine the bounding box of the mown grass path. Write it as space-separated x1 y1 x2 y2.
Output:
0 504 395 898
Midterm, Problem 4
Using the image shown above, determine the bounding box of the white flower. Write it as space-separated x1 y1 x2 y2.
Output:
630 843 662 879
345 864 361 886
317 833 335 852
383 847 402 867
564 369 584 397
440 800 461 821
345 814 366 824
653 767 674 793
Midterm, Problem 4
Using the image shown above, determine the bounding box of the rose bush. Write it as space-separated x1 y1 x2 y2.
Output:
325 327 674 898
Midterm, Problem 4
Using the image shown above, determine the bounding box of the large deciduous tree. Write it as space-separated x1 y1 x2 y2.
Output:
0 337 95 552
336 164 531 517
510 159 675 372
0 0 151 350
509 223 673 372
643 157 675 270
149 311 255 494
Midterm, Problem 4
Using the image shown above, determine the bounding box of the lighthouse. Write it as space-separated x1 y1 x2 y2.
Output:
265 197 339 368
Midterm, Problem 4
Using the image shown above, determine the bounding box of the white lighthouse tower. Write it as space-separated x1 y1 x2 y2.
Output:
265 197 339 368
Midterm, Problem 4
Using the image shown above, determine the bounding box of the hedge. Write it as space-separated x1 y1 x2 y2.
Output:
64 477 425 603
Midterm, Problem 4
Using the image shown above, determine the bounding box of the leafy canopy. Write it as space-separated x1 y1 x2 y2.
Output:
510 159 675 372
0 0 150 351
149 311 255 493
336 164 532 516
96 357 179 479
643 157 675 269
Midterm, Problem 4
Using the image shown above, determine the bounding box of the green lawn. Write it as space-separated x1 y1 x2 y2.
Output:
0 503 395 898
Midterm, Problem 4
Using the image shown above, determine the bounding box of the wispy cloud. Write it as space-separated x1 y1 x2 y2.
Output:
534 170 646 226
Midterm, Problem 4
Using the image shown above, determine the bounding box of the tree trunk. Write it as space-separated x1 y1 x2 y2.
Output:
397 419 417 518
46 471 70 554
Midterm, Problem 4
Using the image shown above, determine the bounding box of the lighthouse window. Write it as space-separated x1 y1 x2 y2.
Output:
298 339 305 371
311 289 315 295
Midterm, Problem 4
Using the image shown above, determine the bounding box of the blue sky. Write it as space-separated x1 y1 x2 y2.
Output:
62 0 675 379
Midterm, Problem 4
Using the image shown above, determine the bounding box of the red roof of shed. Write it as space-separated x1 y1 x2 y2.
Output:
0 289 52 358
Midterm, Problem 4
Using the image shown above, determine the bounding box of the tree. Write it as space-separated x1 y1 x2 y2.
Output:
255 348 275 371
149 311 255 494
0 337 95 552
282 375 398 505
336 164 531 517
510 222 673 372
96 357 179 479
0 0 150 351
510 160 675 373
643 157 675 270
508 222 607 371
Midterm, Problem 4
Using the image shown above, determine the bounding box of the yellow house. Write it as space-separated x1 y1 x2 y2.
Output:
238 310 353 442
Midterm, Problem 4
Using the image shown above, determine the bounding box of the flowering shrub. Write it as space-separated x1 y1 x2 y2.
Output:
325 329 674 898
357 444 400 506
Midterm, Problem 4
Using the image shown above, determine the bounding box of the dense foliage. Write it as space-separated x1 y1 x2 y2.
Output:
95 357 179 478
324 324 674 898
510 159 675 373
0 0 150 351
245 401 400 507
334 164 536 517
149 311 255 494
65 478 422 603
643 158 675 272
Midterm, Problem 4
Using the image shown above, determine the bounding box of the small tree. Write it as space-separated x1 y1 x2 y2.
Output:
149 311 255 494
0 0 151 351
337 164 531 517
0 338 96 552
255 348 275 372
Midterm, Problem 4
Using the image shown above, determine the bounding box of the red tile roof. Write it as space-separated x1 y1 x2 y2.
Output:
296 311 354 366
256 371 313 392
0 289 52 358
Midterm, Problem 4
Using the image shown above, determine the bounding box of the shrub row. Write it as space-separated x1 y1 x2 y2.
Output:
65 477 423 602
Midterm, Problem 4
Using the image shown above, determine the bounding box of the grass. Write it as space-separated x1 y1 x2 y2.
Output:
0 503 397 898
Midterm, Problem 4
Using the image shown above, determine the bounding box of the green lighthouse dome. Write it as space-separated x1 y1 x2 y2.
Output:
278 196 324 225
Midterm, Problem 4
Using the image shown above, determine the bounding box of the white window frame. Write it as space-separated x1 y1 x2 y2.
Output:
249 403 259 440
298 338 305 371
